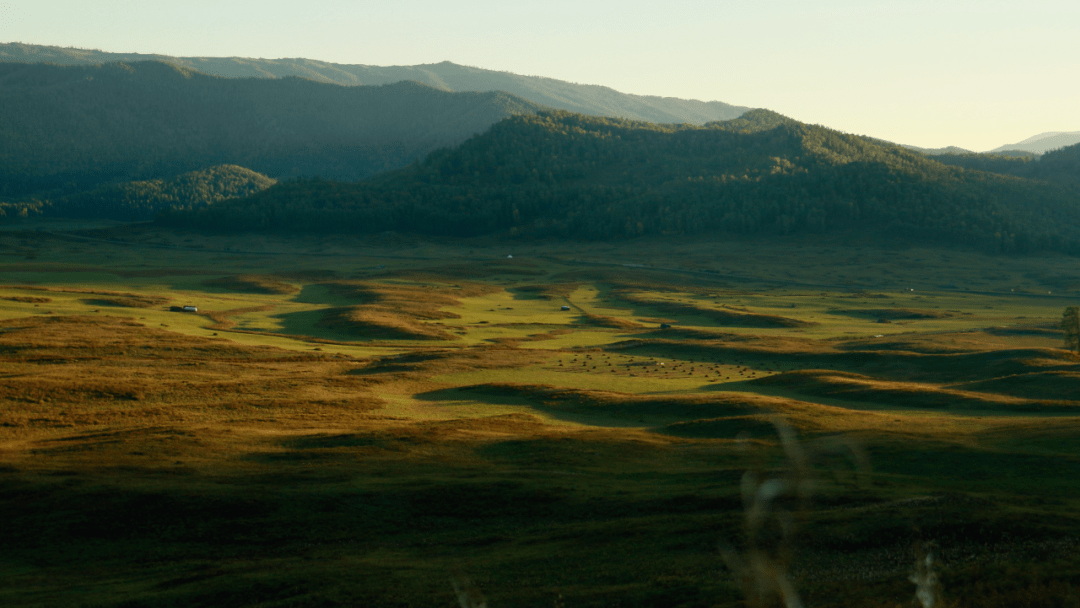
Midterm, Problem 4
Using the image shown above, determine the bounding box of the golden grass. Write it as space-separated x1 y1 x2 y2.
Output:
579 312 646 330
0 315 385 447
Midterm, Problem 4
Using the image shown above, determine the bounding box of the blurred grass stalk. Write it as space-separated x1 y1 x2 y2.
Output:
722 418 870 608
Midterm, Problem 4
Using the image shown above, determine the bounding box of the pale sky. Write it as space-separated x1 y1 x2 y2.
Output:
2 0 1077 151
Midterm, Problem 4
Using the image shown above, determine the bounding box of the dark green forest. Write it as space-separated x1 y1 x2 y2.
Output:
919 147 1079 186
927 151 1039 179
48 165 276 221
0 61 540 203
160 110 1080 253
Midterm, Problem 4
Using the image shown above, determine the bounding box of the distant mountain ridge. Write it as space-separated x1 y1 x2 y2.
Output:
901 145 974 155
0 42 751 125
0 61 540 202
992 131 1080 154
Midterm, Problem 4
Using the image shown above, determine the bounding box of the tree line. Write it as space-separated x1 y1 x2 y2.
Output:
159 110 1080 253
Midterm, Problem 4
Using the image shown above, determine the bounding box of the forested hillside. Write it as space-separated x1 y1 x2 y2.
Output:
0 43 750 125
161 110 1080 253
926 151 1039 179
49 165 276 221
1035 143 1080 186
915 145 1080 187
0 61 540 203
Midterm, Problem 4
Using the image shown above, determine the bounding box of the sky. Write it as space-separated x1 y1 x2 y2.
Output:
2 0 1077 151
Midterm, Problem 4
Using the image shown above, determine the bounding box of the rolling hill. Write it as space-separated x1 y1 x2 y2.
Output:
0 42 751 125
50 165 276 221
0 61 541 204
160 109 1080 253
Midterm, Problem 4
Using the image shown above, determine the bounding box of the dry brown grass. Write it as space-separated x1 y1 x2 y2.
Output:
0 315 384 448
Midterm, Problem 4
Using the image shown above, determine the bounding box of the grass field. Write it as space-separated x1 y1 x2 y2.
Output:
1 221 1079 607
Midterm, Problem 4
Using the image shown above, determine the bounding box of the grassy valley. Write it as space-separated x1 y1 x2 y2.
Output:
3 43 1080 608
2 223 1079 606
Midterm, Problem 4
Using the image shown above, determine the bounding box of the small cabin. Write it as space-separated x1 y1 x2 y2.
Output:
560 305 570 311
182 306 198 313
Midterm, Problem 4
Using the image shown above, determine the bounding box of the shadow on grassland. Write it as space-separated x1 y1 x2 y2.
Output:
415 383 788 437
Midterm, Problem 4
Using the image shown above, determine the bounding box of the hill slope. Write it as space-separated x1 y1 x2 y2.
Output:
161 110 1080 253
51 165 276 221
1036 142 1080 186
0 43 750 125
0 61 540 203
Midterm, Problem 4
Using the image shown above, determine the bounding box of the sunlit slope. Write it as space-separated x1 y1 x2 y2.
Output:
0 61 540 201
0 42 750 125
166 109 1080 252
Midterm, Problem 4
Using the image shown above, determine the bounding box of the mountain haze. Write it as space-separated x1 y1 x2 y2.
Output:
0 42 751 126
0 61 540 202
901 145 973 155
992 131 1080 154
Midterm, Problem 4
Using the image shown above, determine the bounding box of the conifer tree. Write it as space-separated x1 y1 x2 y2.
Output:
1062 306 1080 352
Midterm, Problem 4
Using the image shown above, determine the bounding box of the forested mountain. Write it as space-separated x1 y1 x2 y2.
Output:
49 165 276 221
912 145 1080 187
0 43 750 125
992 131 1080 154
923 151 1040 179
1037 143 1080 186
0 61 540 203
160 110 1080 253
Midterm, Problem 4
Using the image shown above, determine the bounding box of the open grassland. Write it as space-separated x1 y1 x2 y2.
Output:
1 222 1080 607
